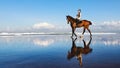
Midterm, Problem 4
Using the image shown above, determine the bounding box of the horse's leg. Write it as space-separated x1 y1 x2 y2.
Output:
73 28 77 37
80 28 85 38
87 28 92 36
71 28 74 38
82 28 86 35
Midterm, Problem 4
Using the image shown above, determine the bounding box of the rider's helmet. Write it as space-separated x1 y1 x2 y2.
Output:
78 9 81 12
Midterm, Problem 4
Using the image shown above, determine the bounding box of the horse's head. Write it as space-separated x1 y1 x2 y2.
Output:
66 15 70 24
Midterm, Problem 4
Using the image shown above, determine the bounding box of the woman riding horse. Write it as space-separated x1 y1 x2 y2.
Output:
66 15 92 37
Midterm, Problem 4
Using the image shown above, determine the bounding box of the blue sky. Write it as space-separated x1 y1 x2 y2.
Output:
0 0 120 32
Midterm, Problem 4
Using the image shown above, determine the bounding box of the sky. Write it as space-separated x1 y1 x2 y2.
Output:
0 0 120 32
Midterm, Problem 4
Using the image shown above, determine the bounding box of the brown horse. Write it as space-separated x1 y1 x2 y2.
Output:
66 15 92 37
67 37 92 66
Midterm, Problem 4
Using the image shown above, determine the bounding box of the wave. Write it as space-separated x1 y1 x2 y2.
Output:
0 32 117 36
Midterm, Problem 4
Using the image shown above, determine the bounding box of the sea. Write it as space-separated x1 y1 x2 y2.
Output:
0 33 120 68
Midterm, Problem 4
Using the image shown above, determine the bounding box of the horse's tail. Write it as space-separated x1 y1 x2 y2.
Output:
89 21 92 25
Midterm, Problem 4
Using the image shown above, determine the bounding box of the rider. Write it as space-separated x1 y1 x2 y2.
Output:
76 9 81 24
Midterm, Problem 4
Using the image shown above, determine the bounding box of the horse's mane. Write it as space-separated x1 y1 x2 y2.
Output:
66 15 76 21
67 15 74 19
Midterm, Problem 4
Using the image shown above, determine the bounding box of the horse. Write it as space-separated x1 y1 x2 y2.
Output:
66 15 92 37
67 37 92 66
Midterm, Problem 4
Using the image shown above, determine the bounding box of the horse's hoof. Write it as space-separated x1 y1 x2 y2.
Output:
80 36 82 38
80 35 84 38
80 36 83 38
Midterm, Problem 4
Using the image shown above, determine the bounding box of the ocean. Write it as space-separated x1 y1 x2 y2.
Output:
0 34 120 68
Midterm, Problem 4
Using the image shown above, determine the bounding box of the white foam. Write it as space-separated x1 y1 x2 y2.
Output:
0 32 117 36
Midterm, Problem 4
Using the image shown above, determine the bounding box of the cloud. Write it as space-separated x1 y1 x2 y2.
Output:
100 21 120 30
33 22 55 29
103 21 120 27
90 20 120 32
33 38 54 47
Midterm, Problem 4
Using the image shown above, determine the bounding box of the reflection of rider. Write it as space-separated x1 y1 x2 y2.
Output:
76 9 81 24
67 37 92 67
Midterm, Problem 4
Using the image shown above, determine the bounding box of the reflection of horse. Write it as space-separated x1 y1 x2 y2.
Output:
66 15 92 37
67 37 92 66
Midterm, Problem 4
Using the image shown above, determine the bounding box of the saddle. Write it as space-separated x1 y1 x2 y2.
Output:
75 19 82 25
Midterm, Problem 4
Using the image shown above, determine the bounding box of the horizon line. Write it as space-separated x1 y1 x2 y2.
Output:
0 32 117 36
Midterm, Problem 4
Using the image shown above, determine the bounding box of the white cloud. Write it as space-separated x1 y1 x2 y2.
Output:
101 21 120 31
33 38 54 47
90 20 120 33
103 21 120 27
33 22 55 29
